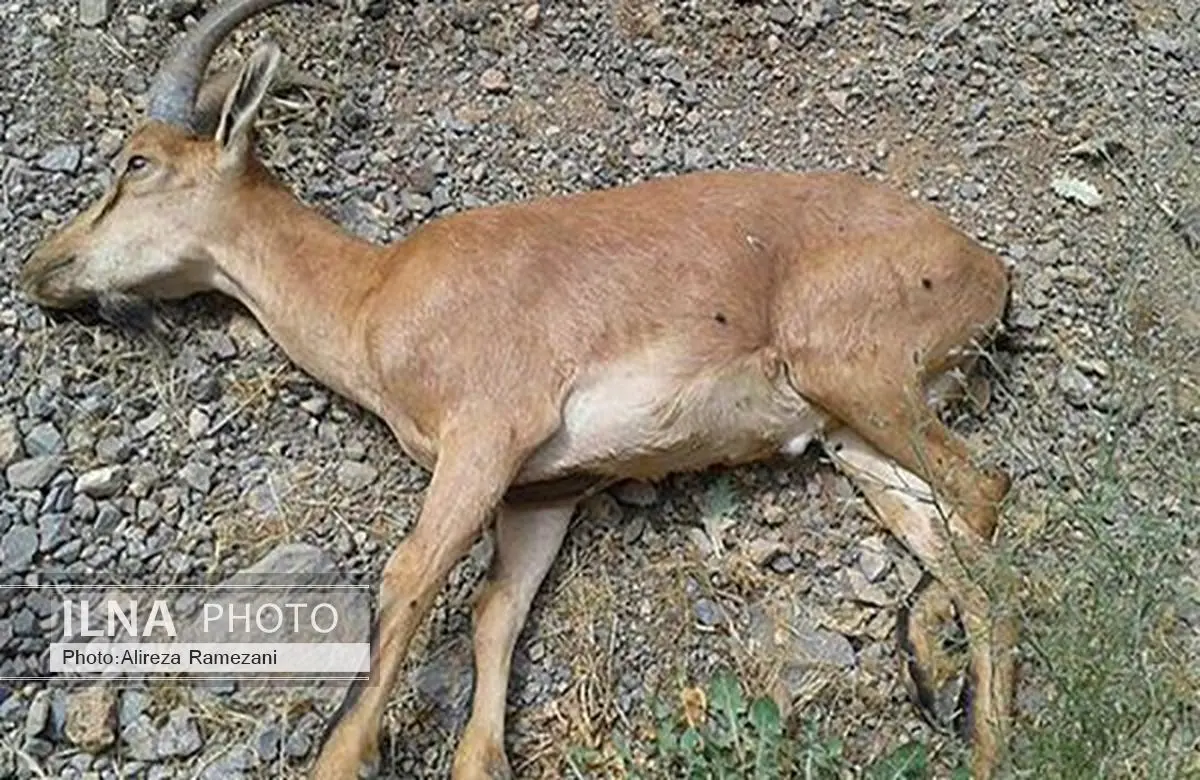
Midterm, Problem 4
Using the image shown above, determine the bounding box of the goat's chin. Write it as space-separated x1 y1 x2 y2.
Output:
96 291 160 333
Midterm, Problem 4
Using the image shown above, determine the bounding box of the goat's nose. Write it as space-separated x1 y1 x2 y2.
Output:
20 250 75 304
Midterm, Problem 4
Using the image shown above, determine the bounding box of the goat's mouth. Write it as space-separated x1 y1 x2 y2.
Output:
20 255 90 309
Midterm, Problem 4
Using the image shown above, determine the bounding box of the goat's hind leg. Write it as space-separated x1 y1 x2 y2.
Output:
822 419 1016 779
893 363 1003 732
452 499 575 780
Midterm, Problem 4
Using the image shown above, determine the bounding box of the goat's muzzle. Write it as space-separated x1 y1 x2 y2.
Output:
21 245 85 309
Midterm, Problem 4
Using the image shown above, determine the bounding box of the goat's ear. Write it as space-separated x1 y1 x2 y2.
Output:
214 43 282 169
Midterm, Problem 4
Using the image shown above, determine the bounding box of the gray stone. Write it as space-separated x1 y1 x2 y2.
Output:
959 180 984 200
209 332 238 360
1011 305 1041 330
411 637 474 731
1 525 38 570
118 690 149 727
25 422 63 456
254 723 281 761
133 410 167 439
180 462 214 494
401 191 432 217
1077 358 1111 379
121 716 158 761
768 553 795 573
336 460 378 491
748 539 787 566
24 690 51 740
67 752 93 773
768 4 795 24
1144 28 1183 56
857 536 891 582
122 761 149 778
78 0 112 26
49 688 68 739
128 464 161 497
219 543 340 583
126 13 148 36
95 503 122 535
200 744 257 779
156 707 202 758
1033 239 1063 266
6 456 64 489
694 597 724 627
283 712 322 758
12 609 35 636
1058 365 1096 408
0 414 21 466
22 737 52 757
0 693 27 722
843 568 890 607
789 619 856 667
47 481 75 512
621 514 646 545
36 143 82 173
53 538 84 562
38 513 69 552
95 436 131 464
187 409 210 439
299 394 328 416
76 466 127 499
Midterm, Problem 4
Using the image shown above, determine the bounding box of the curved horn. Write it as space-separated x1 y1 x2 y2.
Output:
146 0 306 131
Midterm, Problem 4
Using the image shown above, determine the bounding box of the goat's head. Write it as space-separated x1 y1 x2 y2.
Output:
20 0 298 309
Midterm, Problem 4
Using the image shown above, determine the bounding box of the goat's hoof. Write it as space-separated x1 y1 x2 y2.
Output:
451 741 513 780
897 574 971 736
452 756 513 780
310 729 381 780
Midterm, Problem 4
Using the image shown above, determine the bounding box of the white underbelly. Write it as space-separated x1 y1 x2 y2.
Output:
517 347 829 484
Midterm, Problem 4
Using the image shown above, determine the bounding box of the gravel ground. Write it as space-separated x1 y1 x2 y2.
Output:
1 0 1197 778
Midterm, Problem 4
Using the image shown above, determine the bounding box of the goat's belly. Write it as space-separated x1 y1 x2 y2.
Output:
517 351 829 486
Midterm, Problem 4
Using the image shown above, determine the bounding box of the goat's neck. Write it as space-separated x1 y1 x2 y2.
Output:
206 170 389 412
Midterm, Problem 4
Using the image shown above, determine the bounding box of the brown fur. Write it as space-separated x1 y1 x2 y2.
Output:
23 109 1018 780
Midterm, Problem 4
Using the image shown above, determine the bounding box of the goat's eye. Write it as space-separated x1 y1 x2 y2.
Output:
125 155 150 174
